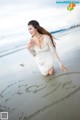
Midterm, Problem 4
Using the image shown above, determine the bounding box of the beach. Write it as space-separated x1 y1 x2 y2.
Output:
0 27 80 120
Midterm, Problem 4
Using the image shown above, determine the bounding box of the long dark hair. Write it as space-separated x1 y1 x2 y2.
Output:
28 20 56 47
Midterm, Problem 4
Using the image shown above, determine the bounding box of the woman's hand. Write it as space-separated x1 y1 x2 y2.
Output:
60 64 69 73
30 39 35 45
27 39 36 48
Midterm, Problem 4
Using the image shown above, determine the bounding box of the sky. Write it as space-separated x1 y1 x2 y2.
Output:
0 0 59 36
0 0 54 6
0 0 80 45
0 0 79 7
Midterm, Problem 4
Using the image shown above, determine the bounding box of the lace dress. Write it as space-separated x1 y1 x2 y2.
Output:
28 35 61 75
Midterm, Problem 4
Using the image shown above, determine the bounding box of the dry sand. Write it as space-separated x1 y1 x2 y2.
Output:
0 28 80 120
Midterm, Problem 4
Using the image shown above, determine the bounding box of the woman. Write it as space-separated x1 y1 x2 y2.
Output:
27 20 68 76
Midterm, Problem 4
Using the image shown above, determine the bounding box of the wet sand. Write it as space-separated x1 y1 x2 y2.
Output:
0 28 80 120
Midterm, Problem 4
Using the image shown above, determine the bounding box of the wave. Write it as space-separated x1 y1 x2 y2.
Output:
0 45 26 58
51 24 80 34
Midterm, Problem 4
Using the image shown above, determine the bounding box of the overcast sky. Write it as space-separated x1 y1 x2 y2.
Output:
0 0 55 7
0 0 79 7
0 0 80 37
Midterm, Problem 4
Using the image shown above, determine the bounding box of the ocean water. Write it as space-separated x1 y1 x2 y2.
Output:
0 2 80 57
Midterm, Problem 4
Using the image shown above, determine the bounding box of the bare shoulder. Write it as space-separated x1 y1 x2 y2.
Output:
43 34 49 41
43 34 48 37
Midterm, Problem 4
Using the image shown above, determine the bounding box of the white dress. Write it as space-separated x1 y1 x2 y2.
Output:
28 35 61 75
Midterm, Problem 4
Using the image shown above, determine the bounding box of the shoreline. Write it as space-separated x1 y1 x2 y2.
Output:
0 26 80 58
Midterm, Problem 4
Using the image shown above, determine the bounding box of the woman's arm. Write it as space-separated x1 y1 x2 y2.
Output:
27 39 36 57
48 38 68 72
48 38 62 66
27 39 35 49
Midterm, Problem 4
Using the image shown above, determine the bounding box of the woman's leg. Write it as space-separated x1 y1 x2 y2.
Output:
48 67 54 75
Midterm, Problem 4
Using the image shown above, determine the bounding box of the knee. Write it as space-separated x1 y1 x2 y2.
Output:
48 68 54 75
48 71 53 75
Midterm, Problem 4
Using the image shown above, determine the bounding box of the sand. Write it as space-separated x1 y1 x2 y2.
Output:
0 27 80 120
